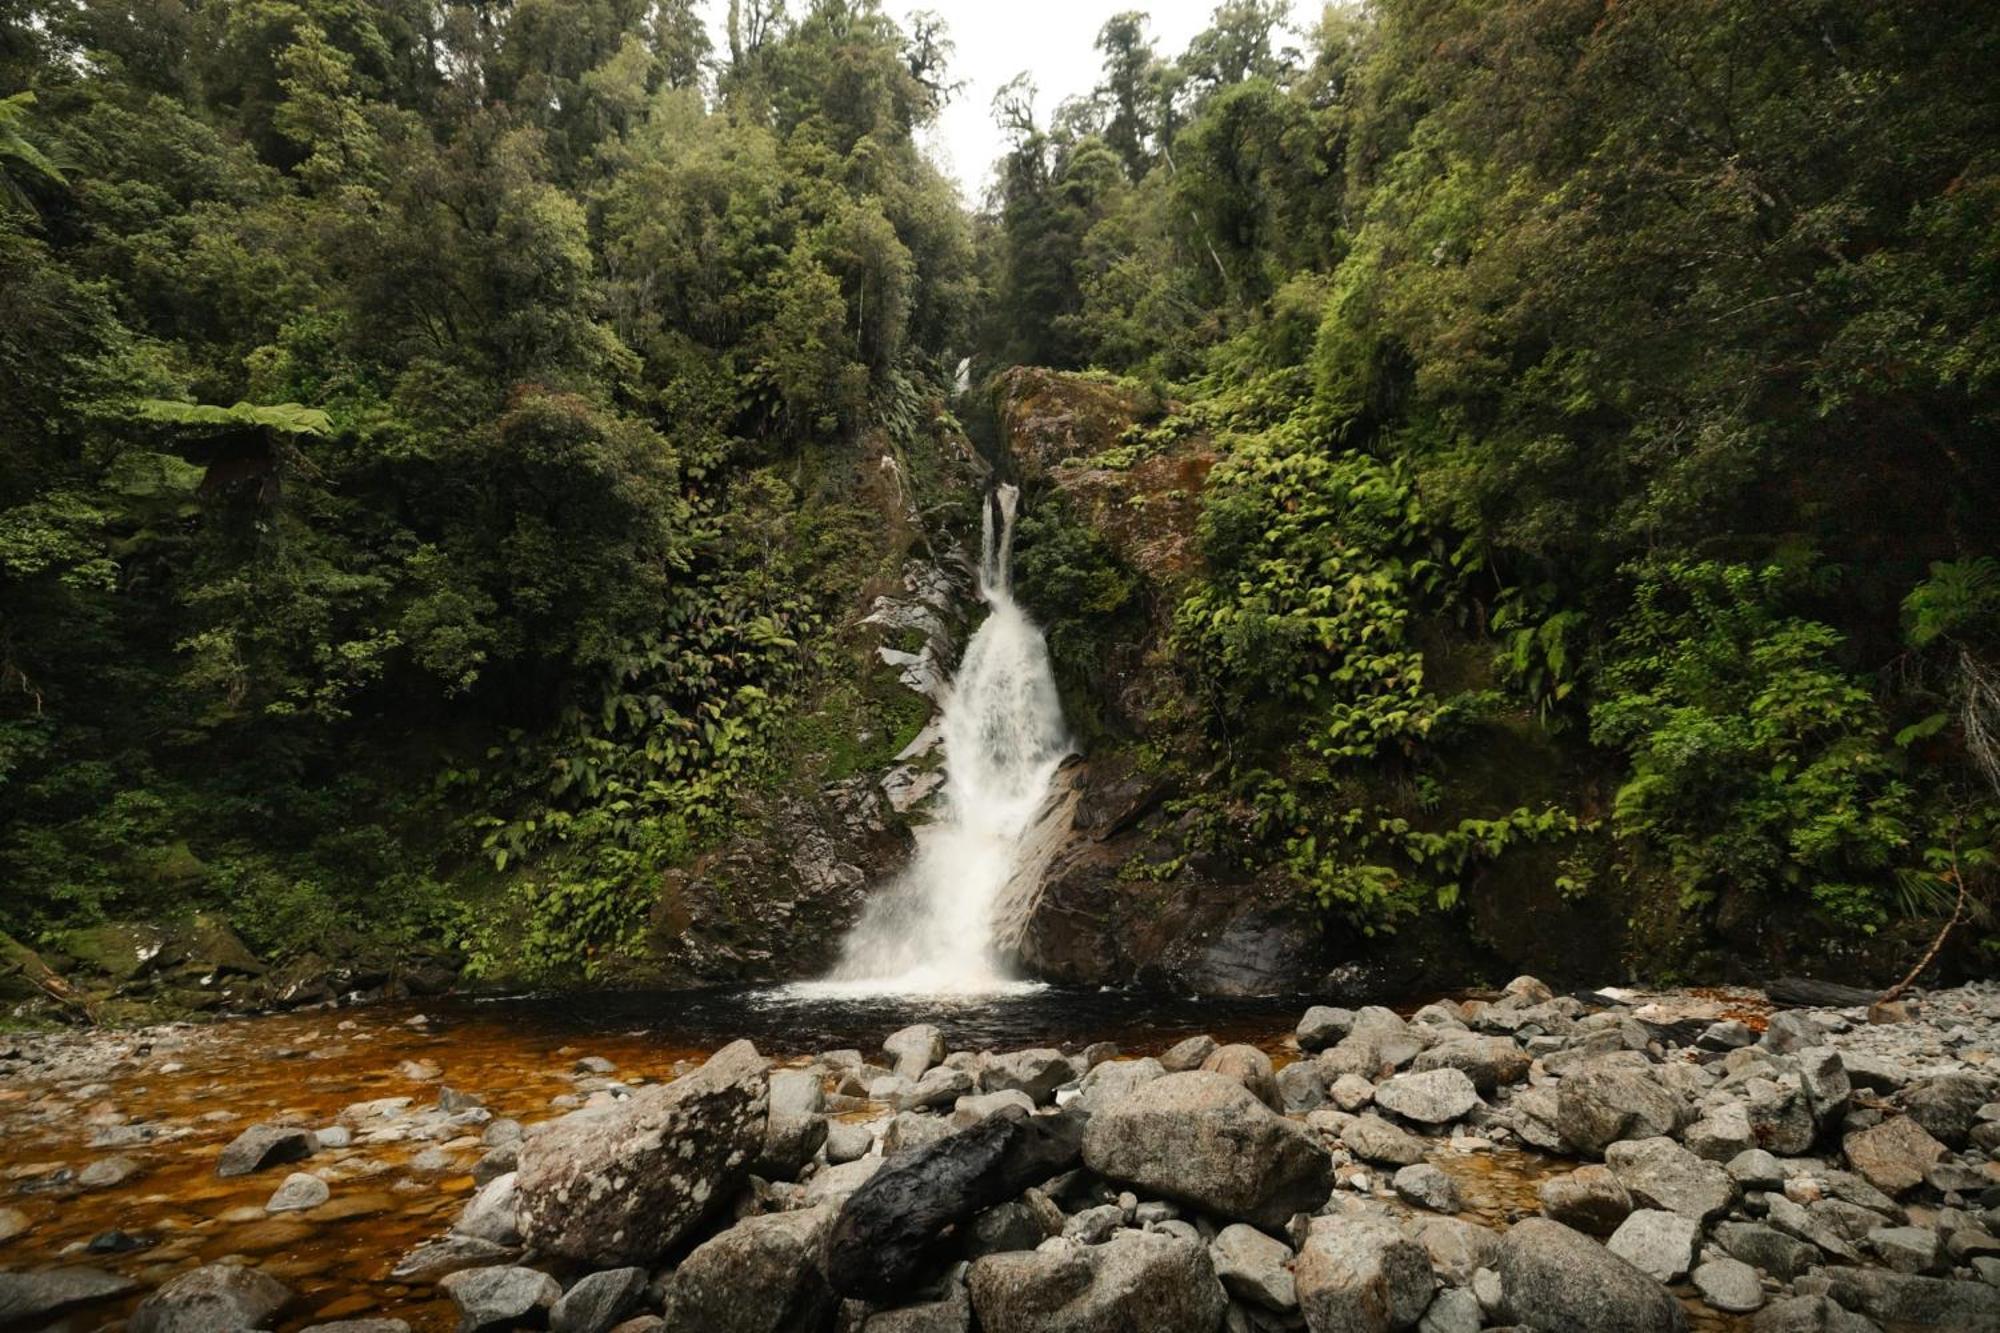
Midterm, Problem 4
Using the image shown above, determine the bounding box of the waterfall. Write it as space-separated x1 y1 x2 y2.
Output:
809 483 1071 994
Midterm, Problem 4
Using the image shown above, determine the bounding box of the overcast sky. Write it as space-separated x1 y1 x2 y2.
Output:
699 2 1262 202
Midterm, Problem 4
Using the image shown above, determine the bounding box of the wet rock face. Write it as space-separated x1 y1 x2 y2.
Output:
966 1230 1227 1333
823 1105 1088 1301
1080 1071 1332 1228
515 1040 769 1266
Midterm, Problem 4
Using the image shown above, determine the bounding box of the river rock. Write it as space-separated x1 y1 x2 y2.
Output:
1811 1265 2000 1326
302 1322 412 1333
1410 1216 1500 1287
1160 1034 1219 1072
548 1264 640 1328
1075 1058 1164 1111
824 1105 1086 1300
1761 1013 1827 1055
1202 1044 1282 1111
129 1263 292 1333
884 1025 945 1081
1749 1295 1880 1332
1212 1222 1297 1311
1497 1218 1686 1333
454 1171 522 1246
439 1266 562 1332
965 1188 1064 1258
516 1039 768 1265
763 1067 830 1175
1607 1209 1700 1282
954 1090 1034 1127
1411 1037 1530 1094
0 1207 28 1244
0 1267 140 1325
802 1156 885 1208
266 1171 331 1213
1294 1215 1433 1332
1279 1060 1330 1113
1082 1071 1332 1228
983 1049 1072 1103
1842 1115 1946 1195
1418 1286 1481 1333
897 1066 975 1112
1866 1225 1942 1274
825 1118 876 1163
1604 1137 1736 1222
1683 1103 1756 1162
1375 1068 1480 1125
967 1230 1227 1333
217 1123 317 1176
1393 1163 1461 1213
76 1155 140 1189
1329 1074 1376 1112
390 1234 520 1283
1300 1007 1357 1052
1555 1060 1687 1157
1341 1114 1427 1168
1692 1257 1764 1313
663 1207 836 1333
1537 1165 1632 1236
1713 1221 1818 1281
1898 1073 1990 1147
862 1280 972 1333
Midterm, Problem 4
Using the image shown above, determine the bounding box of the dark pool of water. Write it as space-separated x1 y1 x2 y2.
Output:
456 983 1328 1057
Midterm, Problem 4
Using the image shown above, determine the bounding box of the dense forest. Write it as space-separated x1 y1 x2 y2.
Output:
3 0 1997 1000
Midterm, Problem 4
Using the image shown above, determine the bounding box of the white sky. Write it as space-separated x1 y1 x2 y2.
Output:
699 2 1256 202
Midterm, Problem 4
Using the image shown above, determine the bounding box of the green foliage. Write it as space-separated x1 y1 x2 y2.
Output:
1590 561 1915 929
0 0 976 978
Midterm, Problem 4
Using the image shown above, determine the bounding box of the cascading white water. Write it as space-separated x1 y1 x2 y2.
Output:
804 483 1070 994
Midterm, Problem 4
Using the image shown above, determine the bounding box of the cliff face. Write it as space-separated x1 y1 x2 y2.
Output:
987 369 1651 996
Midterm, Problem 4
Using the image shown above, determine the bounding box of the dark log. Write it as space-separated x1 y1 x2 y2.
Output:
1767 976 1878 1008
822 1105 1086 1301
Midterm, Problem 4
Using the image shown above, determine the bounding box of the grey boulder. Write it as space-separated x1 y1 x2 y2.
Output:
1293 1215 1433 1332
516 1039 768 1265
130 1264 292 1333
1496 1218 1687 1333
439 1266 562 1333
967 1230 1227 1333
1082 1071 1332 1228
663 1207 837 1333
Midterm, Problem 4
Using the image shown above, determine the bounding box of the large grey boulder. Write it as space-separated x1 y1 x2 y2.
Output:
1842 1115 1946 1195
1293 1216 1432 1332
763 1067 830 1176
130 1264 291 1333
1603 1136 1736 1223
1082 1071 1332 1228
1692 1257 1764 1314
982 1049 1072 1103
1607 1209 1700 1282
1897 1073 1990 1147
1750 1295 1880 1332
1496 1218 1687 1333
897 1066 976 1113
1160 1034 1219 1072
1411 1037 1530 1094
1536 1165 1632 1236
1555 1060 1687 1157
1812 1266 2000 1326
1211 1222 1298 1311
1393 1163 1461 1213
439 1266 562 1333
824 1106 1086 1300
216 1124 316 1177
1299 1007 1357 1053
663 1208 837 1333
1374 1069 1480 1126
969 1231 1225 1333
1279 1060 1331 1114
1340 1114 1427 1168
0 1268 141 1326
453 1171 522 1246
516 1039 768 1265
1713 1221 1819 1281
1075 1058 1165 1112
883 1025 946 1081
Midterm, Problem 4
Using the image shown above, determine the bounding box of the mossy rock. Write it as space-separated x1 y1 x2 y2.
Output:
0 930 64 1002
49 922 170 981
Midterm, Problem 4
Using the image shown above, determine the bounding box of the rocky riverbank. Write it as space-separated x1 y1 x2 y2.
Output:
2 981 1999 1331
